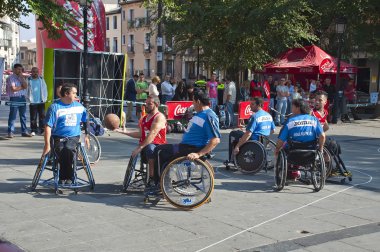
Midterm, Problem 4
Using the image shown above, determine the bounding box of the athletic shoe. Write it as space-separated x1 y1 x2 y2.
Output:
21 133 33 137
6 133 14 138
31 132 36 136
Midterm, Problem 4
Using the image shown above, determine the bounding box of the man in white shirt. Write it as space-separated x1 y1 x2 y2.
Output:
161 74 175 104
223 76 236 128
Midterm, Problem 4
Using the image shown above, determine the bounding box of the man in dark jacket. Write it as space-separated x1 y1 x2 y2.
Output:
125 74 138 122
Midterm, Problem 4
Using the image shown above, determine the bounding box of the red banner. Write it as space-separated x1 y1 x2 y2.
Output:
238 100 270 120
166 101 193 120
263 80 271 99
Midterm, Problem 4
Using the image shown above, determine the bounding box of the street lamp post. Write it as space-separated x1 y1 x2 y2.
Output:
332 17 347 123
79 0 91 130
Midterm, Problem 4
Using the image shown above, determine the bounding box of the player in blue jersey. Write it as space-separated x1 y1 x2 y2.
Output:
153 88 221 184
275 99 326 179
42 83 88 184
230 97 275 156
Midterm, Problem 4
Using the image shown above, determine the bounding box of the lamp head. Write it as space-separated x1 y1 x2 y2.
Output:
335 17 347 34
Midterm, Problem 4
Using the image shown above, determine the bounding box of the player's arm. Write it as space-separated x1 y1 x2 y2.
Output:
323 122 329 132
318 132 326 152
275 139 284 156
42 126 52 156
115 127 141 138
139 114 166 149
233 131 252 155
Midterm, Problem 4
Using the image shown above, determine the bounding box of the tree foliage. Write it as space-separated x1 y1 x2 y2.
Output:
145 0 380 71
0 0 79 39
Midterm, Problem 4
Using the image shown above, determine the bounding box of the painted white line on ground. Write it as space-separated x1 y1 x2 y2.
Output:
196 168 373 252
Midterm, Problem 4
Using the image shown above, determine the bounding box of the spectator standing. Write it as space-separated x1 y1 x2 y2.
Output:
250 79 263 98
206 73 218 110
287 80 295 114
149 76 160 100
309 79 317 93
186 83 194 101
344 79 361 120
275 78 290 125
223 76 237 128
161 74 175 103
125 74 138 122
332 78 348 124
136 73 149 118
6 63 32 138
172 80 188 101
323 77 336 103
26 67 48 135
269 79 278 117
240 80 250 102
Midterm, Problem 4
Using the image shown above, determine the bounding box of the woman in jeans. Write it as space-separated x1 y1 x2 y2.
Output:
275 78 290 125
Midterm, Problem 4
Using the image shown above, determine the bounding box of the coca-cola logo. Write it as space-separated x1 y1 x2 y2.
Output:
174 105 188 116
320 58 332 72
62 1 95 51
244 105 253 116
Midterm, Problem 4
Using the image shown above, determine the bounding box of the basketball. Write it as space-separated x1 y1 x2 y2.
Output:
104 113 120 130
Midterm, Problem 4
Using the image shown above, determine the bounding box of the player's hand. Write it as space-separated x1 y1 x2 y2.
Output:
42 144 50 156
114 128 126 133
187 152 200 160
233 146 239 155
131 146 143 157
85 135 90 149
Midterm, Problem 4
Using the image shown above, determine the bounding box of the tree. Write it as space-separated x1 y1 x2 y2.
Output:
145 0 317 72
0 0 78 39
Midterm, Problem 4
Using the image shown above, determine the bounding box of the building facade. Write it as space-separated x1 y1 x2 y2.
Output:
0 16 20 70
19 39 37 71
105 7 122 53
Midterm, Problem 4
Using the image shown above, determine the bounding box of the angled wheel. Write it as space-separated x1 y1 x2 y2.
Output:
31 154 49 190
160 157 214 210
234 140 266 174
123 155 138 191
323 146 333 177
262 138 276 171
85 132 101 164
312 150 326 192
79 145 96 190
123 153 147 191
274 150 287 191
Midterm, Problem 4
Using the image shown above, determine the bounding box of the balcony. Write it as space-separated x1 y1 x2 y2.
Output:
144 43 151 53
127 45 135 53
0 38 11 47
128 17 151 29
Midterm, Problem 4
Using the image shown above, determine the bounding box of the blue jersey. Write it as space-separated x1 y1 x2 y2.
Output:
45 100 87 137
246 109 275 140
181 109 221 147
278 114 323 143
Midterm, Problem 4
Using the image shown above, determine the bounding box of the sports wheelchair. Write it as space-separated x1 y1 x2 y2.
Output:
31 140 95 194
123 152 214 210
274 140 326 192
322 139 352 183
224 131 277 175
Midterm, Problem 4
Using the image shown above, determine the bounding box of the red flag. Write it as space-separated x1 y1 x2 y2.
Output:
263 81 271 99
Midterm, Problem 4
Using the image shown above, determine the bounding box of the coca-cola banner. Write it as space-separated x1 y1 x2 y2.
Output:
238 101 270 120
166 101 193 120
36 0 106 72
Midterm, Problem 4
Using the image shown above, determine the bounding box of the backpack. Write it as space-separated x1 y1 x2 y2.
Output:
88 117 105 136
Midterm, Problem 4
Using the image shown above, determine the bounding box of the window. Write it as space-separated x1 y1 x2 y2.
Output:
106 17 109 30
122 10 126 21
166 60 173 75
128 35 134 52
20 52 24 60
122 35 126 45
106 38 110 52
113 16 117 29
144 33 150 51
129 9 134 21
113 37 118 52
144 59 151 77
129 59 134 77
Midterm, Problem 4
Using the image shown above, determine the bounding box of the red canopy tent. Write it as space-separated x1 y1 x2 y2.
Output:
263 45 357 75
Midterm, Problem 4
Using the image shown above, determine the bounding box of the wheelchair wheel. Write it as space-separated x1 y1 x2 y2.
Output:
311 150 326 192
78 144 96 190
323 146 333 177
160 157 214 210
234 140 266 174
31 154 49 190
123 154 147 191
85 132 101 164
274 150 287 191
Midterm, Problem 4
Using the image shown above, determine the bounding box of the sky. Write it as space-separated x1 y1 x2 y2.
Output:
20 14 36 41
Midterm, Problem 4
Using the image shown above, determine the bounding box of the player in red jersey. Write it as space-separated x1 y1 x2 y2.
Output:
312 91 329 132
116 95 167 182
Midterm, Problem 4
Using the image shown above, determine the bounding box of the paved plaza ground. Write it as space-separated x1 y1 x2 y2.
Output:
0 106 379 252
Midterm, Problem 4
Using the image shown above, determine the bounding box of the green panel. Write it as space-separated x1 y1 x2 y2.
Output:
44 48 54 109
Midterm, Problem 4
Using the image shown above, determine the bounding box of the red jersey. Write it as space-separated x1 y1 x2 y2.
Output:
312 109 328 126
139 112 166 145
250 80 263 98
